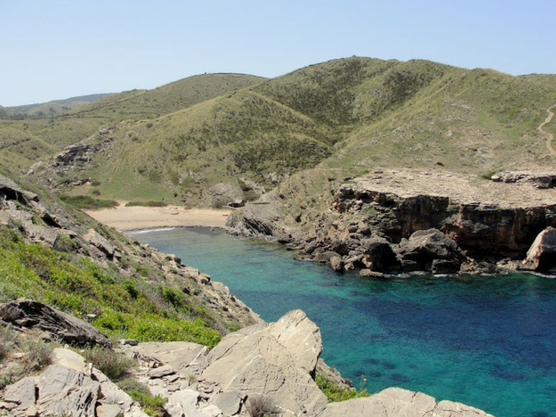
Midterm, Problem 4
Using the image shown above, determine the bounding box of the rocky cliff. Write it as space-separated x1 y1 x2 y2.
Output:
229 169 556 275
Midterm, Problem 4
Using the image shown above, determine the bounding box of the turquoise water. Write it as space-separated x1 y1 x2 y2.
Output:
130 227 556 417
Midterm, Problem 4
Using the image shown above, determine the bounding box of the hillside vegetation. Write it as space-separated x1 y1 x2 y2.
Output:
2 57 556 207
0 73 265 173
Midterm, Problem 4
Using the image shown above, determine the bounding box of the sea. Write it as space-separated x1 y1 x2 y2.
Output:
129 227 556 417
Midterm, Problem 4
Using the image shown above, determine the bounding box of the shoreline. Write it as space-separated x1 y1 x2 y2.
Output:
84 203 232 232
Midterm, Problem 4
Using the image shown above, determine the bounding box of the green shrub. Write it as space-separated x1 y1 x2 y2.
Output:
124 201 168 207
117 378 167 417
59 194 119 210
315 373 369 402
82 346 133 381
161 286 185 309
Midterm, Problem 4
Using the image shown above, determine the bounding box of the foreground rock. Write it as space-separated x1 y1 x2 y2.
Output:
120 309 494 417
0 299 112 348
317 387 495 417
1 348 148 417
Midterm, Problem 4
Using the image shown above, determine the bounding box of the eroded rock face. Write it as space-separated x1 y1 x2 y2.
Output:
316 387 495 417
397 228 465 273
524 227 556 272
0 299 112 348
201 309 327 416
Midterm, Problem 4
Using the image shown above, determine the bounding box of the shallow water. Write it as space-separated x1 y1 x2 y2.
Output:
130 227 556 417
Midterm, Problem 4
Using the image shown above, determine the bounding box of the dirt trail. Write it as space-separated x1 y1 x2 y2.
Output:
538 105 556 155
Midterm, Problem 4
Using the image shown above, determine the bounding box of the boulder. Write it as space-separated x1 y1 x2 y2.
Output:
397 229 465 272
83 228 116 257
0 299 111 348
317 387 494 417
361 237 398 271
201 310 327 416
330 256 344 272
524 227 556 272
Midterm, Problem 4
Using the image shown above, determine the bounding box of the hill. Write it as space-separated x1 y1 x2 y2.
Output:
19 57 556 207
0 93 112 119
0 73 265 173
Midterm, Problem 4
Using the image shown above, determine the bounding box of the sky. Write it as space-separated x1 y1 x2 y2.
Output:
1 0 554 106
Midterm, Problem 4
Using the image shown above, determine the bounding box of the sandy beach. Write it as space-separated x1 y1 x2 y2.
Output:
84 203 231 231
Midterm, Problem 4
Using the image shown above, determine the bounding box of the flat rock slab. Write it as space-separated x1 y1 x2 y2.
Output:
130 341 207 374
317 387 495 417
209 391 244 415
147 364 176 378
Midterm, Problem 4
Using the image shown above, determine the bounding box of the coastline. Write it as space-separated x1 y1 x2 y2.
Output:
84 203 232 232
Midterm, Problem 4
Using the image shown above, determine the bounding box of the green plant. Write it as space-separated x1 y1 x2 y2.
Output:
0 324 19 361
124 201 168 207
59 194 119 210
315 373 369 403
82 346 133 381
117 378 167 417
22 336 53 372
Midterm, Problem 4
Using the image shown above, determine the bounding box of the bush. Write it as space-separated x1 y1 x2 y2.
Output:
124 201 168 207
245 394 280 417
59 194 119 210
117 378 167 417
22 337 53 372
315 373 369 402
0 324 19 361
82 346 133 381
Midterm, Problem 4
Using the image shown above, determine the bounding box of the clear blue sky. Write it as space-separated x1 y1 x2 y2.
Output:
1 0 554 106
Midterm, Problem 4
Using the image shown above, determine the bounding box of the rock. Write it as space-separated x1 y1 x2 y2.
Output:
226 197 285 239
524 227 556 272
361 237 398 271
52 347 88 373
0 299 111 348
3 377 36 409
398 229 465 272
265 309 322 374
209 391 244 415
92 367 133 410
129 341 208 374
36 364 100 417
201 310 327 416
164 389 218 417
317 387 494 417
330 256 344 272
96 403 122 417
147 364 176 378
83 228 116 257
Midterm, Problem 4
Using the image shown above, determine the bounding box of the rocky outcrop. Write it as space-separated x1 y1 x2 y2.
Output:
226 197 291 242
118 309 493 417
316 387 494 417
523 227 556 272
1 348 148 417
491 170 556 189
201 309 327 416
397 229 465 273
281 171 556 275
0 299 112 348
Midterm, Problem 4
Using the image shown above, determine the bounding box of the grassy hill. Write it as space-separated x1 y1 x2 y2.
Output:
3 57 556 207
69 73 266 120
0 94 111 119
0 73 265 174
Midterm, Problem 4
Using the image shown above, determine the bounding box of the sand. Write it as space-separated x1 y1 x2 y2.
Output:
84 203 231 231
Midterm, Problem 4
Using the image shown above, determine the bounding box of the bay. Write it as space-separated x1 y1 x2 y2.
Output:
130 227 556 417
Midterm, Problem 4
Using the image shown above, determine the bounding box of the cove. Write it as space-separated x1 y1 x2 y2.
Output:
129 227 556 417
